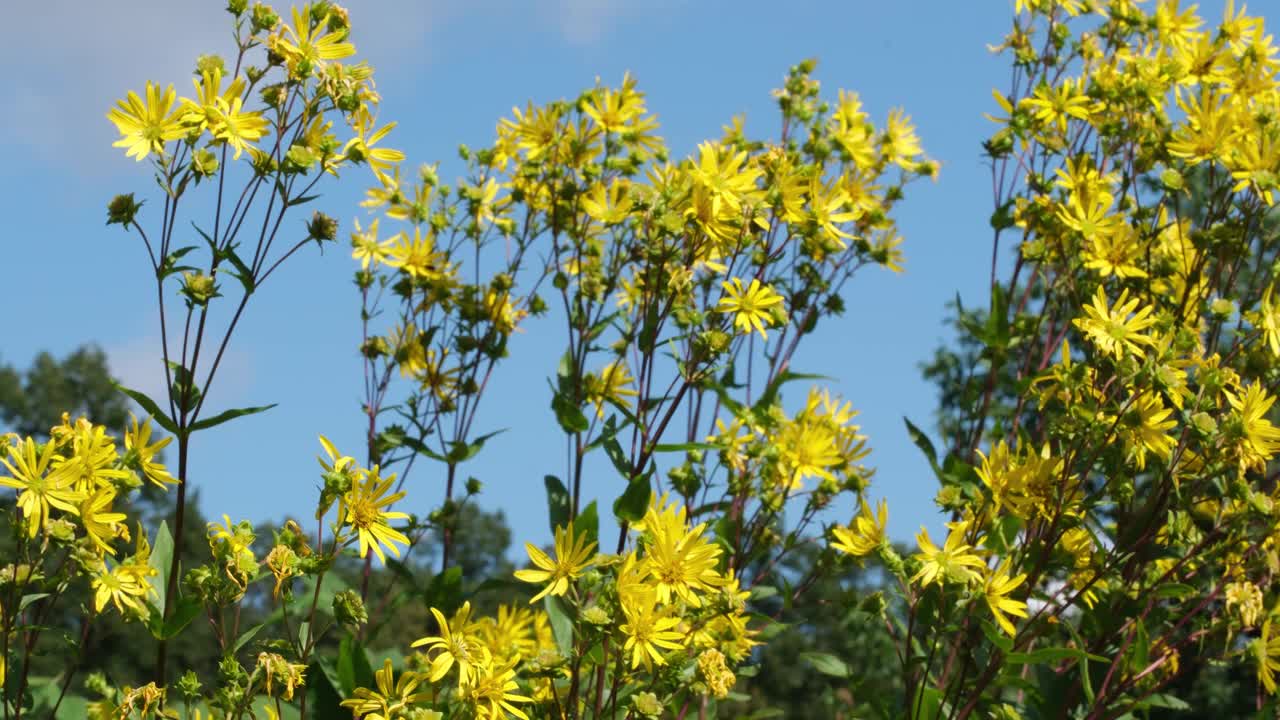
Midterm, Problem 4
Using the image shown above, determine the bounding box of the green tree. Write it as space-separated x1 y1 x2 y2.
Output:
0 346 129 439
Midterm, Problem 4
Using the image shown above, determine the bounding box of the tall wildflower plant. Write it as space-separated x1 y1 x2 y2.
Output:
822 1 1280 718
103 0 398 685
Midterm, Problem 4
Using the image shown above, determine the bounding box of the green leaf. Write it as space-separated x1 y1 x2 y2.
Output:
189 403 277 433
651 441 720 453
574 501 599 547
551 391 589 433
155 596 201 639
114 383 179 436
1143 693 1190 710
148 522 174 613
904 416 942 478
233 622 267 655
544 595 574 656
544 475 571 535
445 428 506 464
424 567 462 615
597 417 631 480
978 619 1013 653
911 685 944 720
307 660 347 720
753 370 828 414
800 651 850 678
1153 583 1196 599
18 593 50 612
337 637 376 697
613 472 651 524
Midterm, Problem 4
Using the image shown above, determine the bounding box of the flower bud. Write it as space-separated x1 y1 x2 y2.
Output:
307 211 338 243
106 193 143 227
332 589 368 628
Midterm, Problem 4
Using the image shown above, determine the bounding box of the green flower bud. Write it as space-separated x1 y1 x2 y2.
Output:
631 691 663 718
332 589 368 628
251 3 279 32
181 271 220 306
106 193 143 227
192 148 220 179
307 211 338 242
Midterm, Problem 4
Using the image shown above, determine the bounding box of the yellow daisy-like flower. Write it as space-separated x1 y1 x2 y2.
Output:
411 602 483 685
106 81 187 161
463 657 533 720
717 277 785 341
340 659 431 718
91 560 153 617
983 561 1028 636
513 523 596 604
124 414 178 489
831 498 888 558
79 486 128 556
620 594 686 670
340 465 410 563
1072 286 1157 360
0 437 83 538
911 522 986 588
641 499 724 607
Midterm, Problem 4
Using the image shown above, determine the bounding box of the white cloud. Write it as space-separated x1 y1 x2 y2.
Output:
105 333 254 414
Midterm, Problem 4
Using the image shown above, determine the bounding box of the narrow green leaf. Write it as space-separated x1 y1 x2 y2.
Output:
233 622 267 655
652 441 721 453
114 383 179 436
800 651 850 678
544 475 571 535
903 417 941 477
189 403 278 433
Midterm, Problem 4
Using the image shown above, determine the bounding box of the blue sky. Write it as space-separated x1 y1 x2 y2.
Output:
1 1 1015 555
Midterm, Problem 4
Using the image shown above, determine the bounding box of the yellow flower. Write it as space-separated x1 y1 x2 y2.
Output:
776 419 842 491
718 277 785 341
340 465 410 563
581 180 634 225
641 499 724 607
463 657 533 720
1225 382 1280 476
831 498 888 558
911 522 986 588
79 486 127 555
0 437 83 538
125 414 178 489
384 227 452 281
983 561 1028 636
1072 286 1157 360
620 595 685 670
879 108 924 168
343 109 405 181
340 659 430 717
411 602 483 684
1258 285 1280 356
1118 391 1177 471
513 523 596 604
350 217 391 270
583 360 638 419
106 81 187 161
1256 618 1280 694
91 560 153 617
271 6 356 77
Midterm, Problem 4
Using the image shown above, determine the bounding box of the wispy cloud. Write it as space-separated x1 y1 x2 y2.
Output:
105 334 254 414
